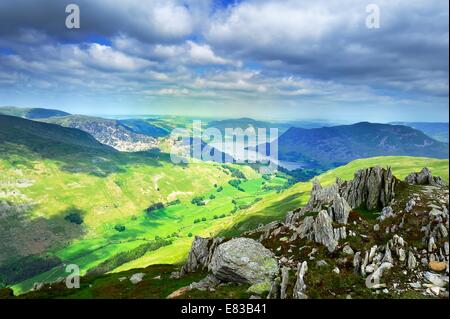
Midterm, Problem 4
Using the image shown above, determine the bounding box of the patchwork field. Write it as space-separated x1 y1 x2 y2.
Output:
1 120 448 297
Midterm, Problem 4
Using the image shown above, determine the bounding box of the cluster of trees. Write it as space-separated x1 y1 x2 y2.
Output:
191 196 206 206
146 202 164 213
0 254 62 286
228 179 245 192
222 165 247 179
114 224 126 232
64 212 83 225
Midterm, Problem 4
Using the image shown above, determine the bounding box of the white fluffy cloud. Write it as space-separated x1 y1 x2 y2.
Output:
0 0 448 119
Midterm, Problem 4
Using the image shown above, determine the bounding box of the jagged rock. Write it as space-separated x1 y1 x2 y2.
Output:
361 251 369 276
313 210 338 252
209 238 279 285
280 267 290 299
398 248 406 262
333 226 347 241
429 208 445 218
285 211 298 225
365 262 393 288
353 252 361 273
437 223 448 239
189 274 221 291
423 272 448 287
428 261 447 272
379 206 395 221
129 273 145 284
428 237 436 253
297 216 315 240
405 168 446 186
405 199 416 212
316 260 328 267
407 251 417 270
256 221 284 241
266 278 280 299
328 194 351 225
343 245 354 256
293 261 308 299
382 245 393 264
368 245 378 262
303 180 338 212
339 167 398 211
181 236 224 275
365 264 376 274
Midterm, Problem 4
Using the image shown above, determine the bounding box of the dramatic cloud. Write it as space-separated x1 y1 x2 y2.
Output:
0 0 448 121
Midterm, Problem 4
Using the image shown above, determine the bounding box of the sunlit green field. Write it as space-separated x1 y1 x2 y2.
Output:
4 155 448 294
3 155 287 294
218 156 449 236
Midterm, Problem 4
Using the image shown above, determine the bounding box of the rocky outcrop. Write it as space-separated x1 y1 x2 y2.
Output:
180 236 224 275
292 261 308 299
209 238 279 285
405 168 446 186
328 193 352 225
313 211 338 252
303 180 339 212
339 166 398 211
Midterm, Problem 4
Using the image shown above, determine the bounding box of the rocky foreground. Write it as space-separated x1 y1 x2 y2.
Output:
171 167 449 299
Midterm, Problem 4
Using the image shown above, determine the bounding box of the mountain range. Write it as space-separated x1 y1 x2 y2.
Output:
390 122 449 143
267 122 449 169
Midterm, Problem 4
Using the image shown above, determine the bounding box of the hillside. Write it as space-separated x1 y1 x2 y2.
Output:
391 122 449 143
0 116 291 294
7 158 449 299
0 106 70 119
101 157 448 273
270 122 449 169
41 115 158 152
118 119 171 138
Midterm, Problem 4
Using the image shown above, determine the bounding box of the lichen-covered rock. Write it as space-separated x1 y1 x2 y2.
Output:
280 267 290 299
181 236 224 274
303 180 339 212
328 194 352 225
313 210 338 252
293 261 308 299
209 238 279 284
405 168 446 186
339 166 398 211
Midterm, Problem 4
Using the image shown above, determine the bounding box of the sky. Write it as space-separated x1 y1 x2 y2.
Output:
0 0 448 122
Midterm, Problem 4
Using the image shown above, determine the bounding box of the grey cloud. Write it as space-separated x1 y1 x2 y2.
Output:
0 0 199 43
205 0 449 96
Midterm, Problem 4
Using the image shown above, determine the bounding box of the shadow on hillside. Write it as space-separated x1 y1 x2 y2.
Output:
0 140 175 177
0 205 87 285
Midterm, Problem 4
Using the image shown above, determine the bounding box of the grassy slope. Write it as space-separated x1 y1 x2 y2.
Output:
3 148 448 293
5 157 286 293
106 157 449 274
218 156 449 237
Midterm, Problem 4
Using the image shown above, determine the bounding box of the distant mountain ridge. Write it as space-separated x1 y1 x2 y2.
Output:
0 114 114 155
0 106 70 119
390 122 449 143
41 115 158 152
269 122 449 169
